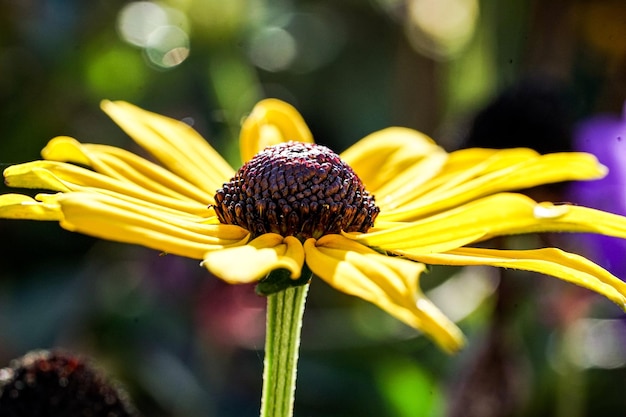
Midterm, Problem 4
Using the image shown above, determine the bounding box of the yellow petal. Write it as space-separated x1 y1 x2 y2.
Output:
349 193 513 253
4 160 211 216
42 136 92 165
4 162 70 192
403 247 626 310
481 201 626 240
100 100 235 193
353 193 626 253
202 234 305 284
340 127 447 200
56 192 249 259
396 148 539 205
0 194 62 220
444 147 538 173
379 151 607 222
43 136 215 204
240 99 314 163
303 235 465 353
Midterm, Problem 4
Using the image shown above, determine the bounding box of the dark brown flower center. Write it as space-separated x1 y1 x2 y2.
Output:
213 142 379 240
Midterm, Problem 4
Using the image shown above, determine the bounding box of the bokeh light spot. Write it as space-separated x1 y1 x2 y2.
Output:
567 319 626 369
145 26 190 68
247 26 297 72
117 1 190 69
406 0 479 60
285 10 346 73
117 1 169 47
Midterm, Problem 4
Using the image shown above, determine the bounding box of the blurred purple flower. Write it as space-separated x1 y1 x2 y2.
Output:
568 103 626 279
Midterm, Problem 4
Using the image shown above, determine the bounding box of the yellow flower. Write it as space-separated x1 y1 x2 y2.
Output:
2 99 626 353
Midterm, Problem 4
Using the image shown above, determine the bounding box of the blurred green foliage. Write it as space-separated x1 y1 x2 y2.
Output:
1 0 626 416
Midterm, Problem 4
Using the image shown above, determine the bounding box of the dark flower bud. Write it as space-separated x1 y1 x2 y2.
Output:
0 350 140 417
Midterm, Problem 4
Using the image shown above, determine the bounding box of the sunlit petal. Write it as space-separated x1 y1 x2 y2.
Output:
100 100 235 193
0 194 62 220
352 193 626 252
202 234 305 284
444 147 538 173
43 136 215 204
340 127 447 202
303 235 465 353
403 247 626 310
4 160 211 216
56 192 249 259
240 98 314 163
380 151 607 221
395 148 539 204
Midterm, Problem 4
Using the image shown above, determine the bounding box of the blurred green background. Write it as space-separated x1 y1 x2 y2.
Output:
1 0 626 416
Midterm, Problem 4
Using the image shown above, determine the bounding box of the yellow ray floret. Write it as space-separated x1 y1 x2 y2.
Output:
54 192 249 259
405 247 626 310
348 193 626 252
0 194 62 220
340 127 448 197
100 100 235 193
304 235 466 353
202 234 305 284
378 151 607 221
239 98 314 163
4 160 211 216
43 136 215 204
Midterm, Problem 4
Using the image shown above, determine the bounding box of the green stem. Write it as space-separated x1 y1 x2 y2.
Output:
260 282 310 417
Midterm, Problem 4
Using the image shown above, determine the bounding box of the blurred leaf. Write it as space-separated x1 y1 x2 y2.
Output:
375 356 444 417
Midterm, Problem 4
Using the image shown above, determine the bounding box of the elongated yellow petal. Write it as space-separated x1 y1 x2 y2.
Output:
379 151 607 222
100 100 234 193
4 161 211 216
444 147 538 173
202 234 305 284
303 235 465 353
353 193 626 253
348 193 513 252
55 192 249 259
396 148 539 205
4 163 70 192
239 99 314 163
481 201 626 240
340 127 447 201
43 136 215 204
0 194 62 220
402 247 626 310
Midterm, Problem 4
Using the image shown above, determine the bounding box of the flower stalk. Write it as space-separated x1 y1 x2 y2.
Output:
260 273 310 417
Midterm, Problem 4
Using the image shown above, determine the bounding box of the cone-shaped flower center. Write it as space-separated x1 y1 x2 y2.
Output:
214 142 379 240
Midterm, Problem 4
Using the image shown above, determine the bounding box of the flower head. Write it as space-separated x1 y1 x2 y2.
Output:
213 141 379 240
2 99 626 353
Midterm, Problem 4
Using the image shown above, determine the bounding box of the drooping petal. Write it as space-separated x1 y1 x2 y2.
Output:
379 151 607 222
402 247 626 310
0 194 62 220
202 234 305 284
339 127 448 210
54 192 249 259
303 235 465 353
239 99 314 163
4 161 211 216
42 136 215 204
350 193 626 253
100 100 235 193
